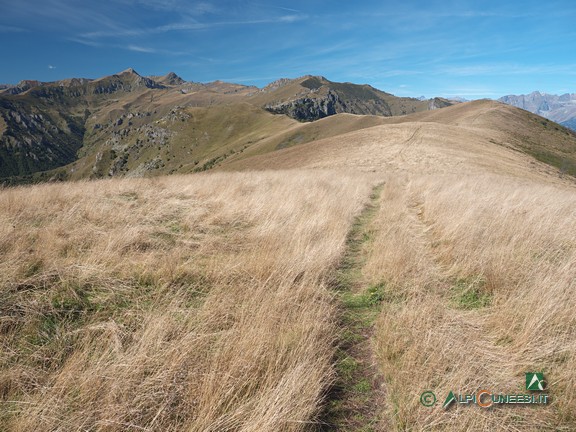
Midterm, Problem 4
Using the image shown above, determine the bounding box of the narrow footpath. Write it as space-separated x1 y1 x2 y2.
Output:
321 183 388 432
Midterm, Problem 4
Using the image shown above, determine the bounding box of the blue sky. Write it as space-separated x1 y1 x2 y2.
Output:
0 0 575 99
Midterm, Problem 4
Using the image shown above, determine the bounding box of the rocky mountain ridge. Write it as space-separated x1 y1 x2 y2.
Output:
256 75 452 121
499 91 576 131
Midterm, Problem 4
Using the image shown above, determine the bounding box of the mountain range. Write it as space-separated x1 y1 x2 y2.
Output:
499 91 576 130
0 69 575 184
0 69 453 182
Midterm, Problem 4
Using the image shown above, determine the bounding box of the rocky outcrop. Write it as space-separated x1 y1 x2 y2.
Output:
265 90 342 121
266 89 395 121
428 97 453 110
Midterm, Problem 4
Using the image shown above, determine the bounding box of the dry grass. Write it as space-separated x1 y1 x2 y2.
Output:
0 170 374 431
2 98 576 431
367 174 576 430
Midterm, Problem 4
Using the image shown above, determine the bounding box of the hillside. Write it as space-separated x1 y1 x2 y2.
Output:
225 100 576 178
0 70 452 182
499 91 576 131
1 95 575 431
0 68 170 179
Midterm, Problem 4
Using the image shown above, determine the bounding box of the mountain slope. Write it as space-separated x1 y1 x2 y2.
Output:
0 69 170 178
224 100 576 178
59 106 395 181
0 97 86 177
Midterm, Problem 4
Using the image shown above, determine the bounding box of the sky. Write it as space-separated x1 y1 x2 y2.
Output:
0 0 575 99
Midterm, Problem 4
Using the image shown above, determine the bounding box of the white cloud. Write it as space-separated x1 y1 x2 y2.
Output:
278 14 305 23
48 65 56 69
68 37 103 47
127 45 156 53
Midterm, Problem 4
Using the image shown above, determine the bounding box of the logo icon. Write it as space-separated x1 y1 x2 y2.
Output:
420 391 437 407
526 372 545 391
443 391 456 409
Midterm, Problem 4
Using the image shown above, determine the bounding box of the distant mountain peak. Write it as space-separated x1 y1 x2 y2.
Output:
91 69 164 93
148 72 186 86
299 74 328 81
447 96 469 103
119 67 139 75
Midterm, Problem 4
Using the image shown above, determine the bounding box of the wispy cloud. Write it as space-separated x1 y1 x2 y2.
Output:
79 14 307 40
249 3 301 13
278 15 304 23
275 6 300 13
124 0 218 14
190 2 218 15
127 45 157 53
157 14 308 31
68 37 103 47
0 24 26 32
48 65 56 69
69 35 195 56
363 7 533 21
6 0 124 31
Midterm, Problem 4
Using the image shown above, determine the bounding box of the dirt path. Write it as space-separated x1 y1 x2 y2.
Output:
320 183 388 431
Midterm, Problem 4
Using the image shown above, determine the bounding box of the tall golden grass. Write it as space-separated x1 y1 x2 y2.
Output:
368 174 576 430
0 171 373 431
1 157 575 431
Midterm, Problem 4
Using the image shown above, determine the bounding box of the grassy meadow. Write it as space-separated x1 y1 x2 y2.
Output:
0 171 373 431
368 174 576 430
1 102 576 431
